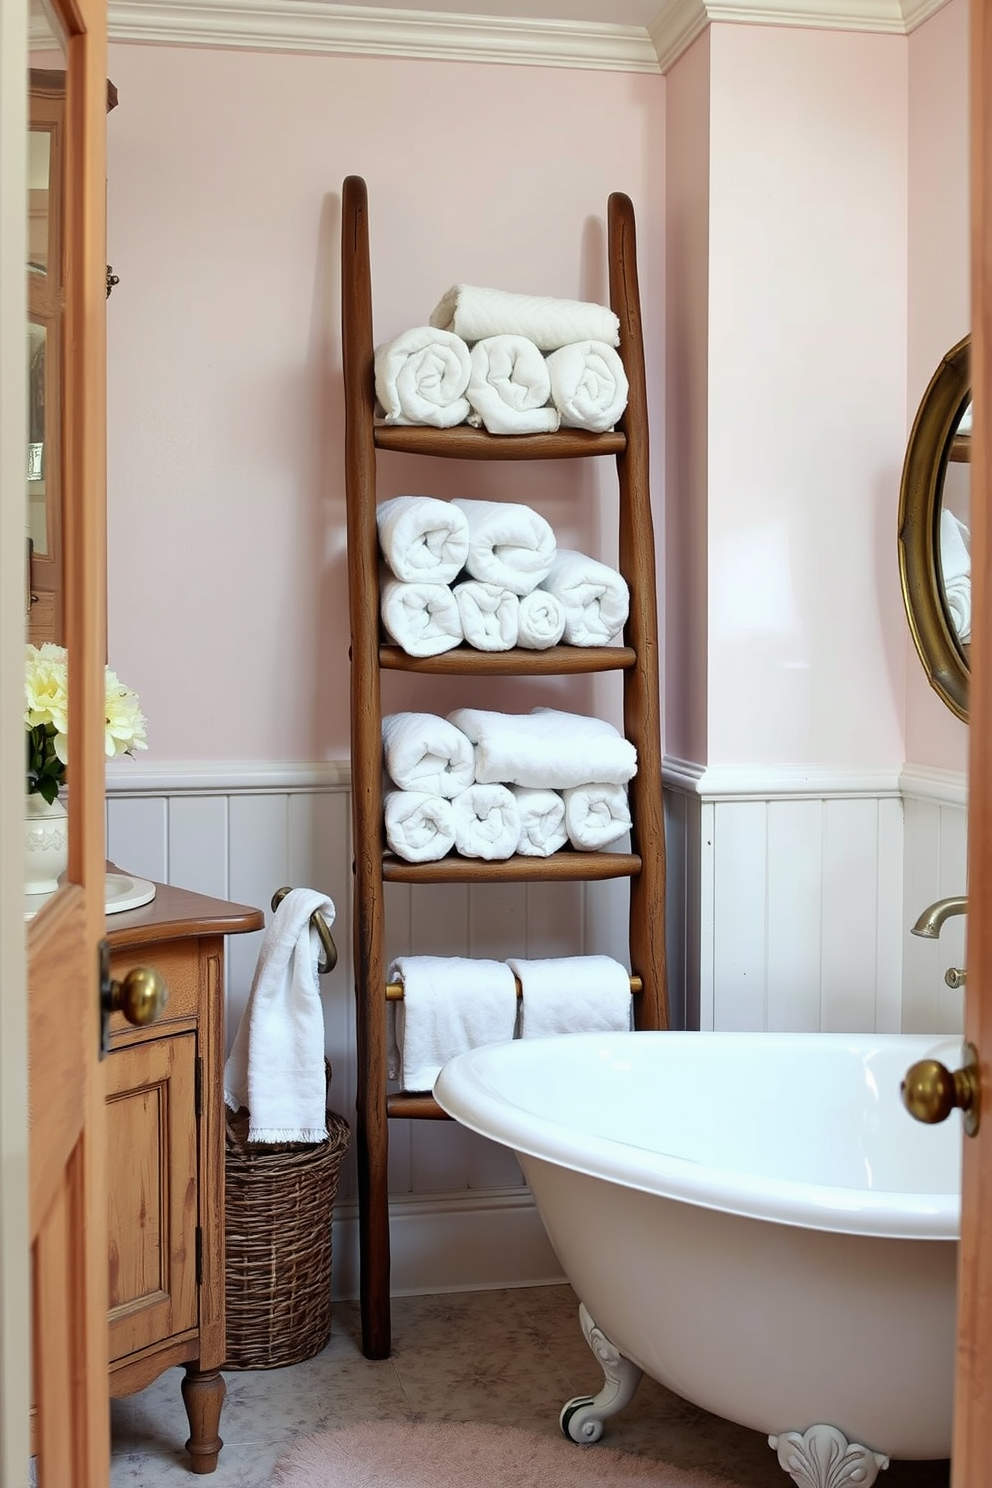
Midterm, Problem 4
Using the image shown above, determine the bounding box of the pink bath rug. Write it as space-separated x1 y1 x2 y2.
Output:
271 1420 730 1488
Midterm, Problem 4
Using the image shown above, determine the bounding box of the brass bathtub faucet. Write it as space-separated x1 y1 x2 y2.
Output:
910 895 967 940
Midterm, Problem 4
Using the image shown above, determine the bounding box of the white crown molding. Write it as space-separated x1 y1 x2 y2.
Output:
104 758 352 793
898 762 968 807
107 0 661 71
105 0 953 72
664 755 904 800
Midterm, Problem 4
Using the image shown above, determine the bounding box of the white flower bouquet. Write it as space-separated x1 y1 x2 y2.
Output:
25 641 148 804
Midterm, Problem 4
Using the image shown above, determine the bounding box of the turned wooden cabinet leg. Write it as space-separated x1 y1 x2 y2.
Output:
181 1366 226 1474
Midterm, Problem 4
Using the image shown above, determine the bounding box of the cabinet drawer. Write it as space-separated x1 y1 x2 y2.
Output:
107 940 201 1035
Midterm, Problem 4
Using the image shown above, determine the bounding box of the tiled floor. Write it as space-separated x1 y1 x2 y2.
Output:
110 1285 951 1487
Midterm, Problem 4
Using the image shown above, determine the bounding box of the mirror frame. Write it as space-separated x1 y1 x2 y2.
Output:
898 333 971 723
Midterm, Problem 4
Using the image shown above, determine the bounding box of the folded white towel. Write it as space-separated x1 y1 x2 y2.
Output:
940 508 972 643
430 284 620 353
451 783 521 860
387 954 518 1091
563 782 632 850
541 549 630 646
452 498 556 596
448 706 637 790
380 570 463 657
223 887 334 1143
545 340 629 432
374 326 472 428
465 335 560 436
376 495 470 584
507 954 632 1038
453 579 519 651
382 711 475 798
384 789 456 863
512 786 568 857
516 589 566 650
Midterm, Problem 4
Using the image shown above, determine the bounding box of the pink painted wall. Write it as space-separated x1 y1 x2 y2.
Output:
663 29 710 768
706 23 908 768
104 44 665 763
904 0 970 770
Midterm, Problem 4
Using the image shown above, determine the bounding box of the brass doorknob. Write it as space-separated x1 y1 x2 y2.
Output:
901 1041 981 1136
107 967 169 1027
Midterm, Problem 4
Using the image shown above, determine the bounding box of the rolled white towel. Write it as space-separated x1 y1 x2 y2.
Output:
516 589 566 650
376 495 470 585
430 284 620 353
507 955 633 1038
387 955 518 1091
384 790 456 863
452 498 556 596
563 782 632 851
940 508 972 643
541 549 630 646
512 786 568 858
453 579 519 652
448 706 637 790
382 711 475 798
451 783 521 861
380 570 463 657
545 340 629 432
374 326 472 429
465 335 560 436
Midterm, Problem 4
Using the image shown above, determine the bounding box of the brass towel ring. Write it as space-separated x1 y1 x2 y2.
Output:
271 887 338 975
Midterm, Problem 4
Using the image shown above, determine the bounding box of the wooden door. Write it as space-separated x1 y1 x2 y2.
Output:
27 0 111 1482
954 1 992 1479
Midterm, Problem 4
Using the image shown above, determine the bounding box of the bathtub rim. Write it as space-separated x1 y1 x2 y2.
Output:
433 1030 961 1243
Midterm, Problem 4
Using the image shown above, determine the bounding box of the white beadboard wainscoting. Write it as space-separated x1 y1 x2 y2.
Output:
106 755 967 1297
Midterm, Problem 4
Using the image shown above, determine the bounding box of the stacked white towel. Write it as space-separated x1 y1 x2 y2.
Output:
940 508 972 644
223 888 334 1143
382 711 475 797
380 570 463 656
430 284 620 353
453 498 557 596
540 549 630 646
388 955 518 1091
512 786 568 857
377 495 470 584
451 783 521 860
453 579 519 651
545 340 629 433
466 335 560 436
563 783 631 850
448 706 637 790
517 589 566 650
384 790 456 863
507 955 632 1038
374 326 472 428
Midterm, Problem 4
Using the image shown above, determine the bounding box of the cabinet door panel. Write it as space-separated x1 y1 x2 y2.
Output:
106 1032 198 1362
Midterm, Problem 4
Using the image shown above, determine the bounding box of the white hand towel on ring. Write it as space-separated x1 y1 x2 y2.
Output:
223 887 334 1143
387 954 518 1091
507 954 632 1038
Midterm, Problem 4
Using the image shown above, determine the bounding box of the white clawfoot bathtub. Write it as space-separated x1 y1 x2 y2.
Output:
434 1031 961 1488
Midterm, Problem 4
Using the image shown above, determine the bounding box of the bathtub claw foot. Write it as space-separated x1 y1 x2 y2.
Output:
560 1303 644 1444
769 1425 890 1488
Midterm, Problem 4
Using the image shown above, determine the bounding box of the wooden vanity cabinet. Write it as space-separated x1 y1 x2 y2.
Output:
104 881 263 1475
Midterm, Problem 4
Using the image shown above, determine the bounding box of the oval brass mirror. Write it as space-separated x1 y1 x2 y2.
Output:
898 334 971 723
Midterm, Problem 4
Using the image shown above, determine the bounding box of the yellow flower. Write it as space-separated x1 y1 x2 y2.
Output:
104 668 148 759
25 643 148 800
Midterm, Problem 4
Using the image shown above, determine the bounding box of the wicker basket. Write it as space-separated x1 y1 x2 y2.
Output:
223 1087 350 1371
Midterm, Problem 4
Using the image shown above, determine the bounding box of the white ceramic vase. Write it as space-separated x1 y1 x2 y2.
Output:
25 792 68 895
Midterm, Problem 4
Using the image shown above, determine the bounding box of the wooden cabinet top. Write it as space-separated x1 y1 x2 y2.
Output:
105 873 264 952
